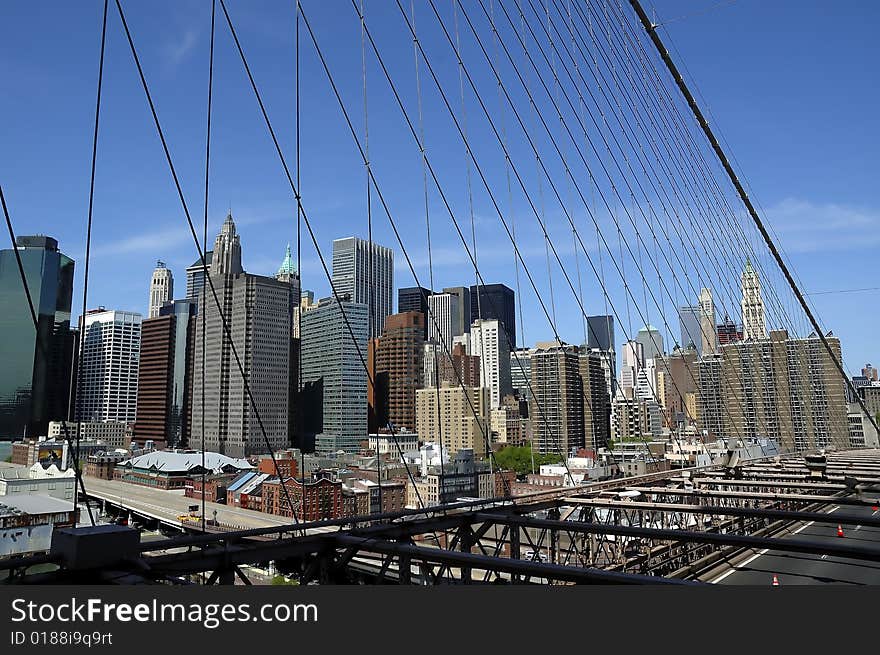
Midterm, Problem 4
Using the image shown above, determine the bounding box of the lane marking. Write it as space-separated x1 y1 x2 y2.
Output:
710 505 840 583
711 548 768 584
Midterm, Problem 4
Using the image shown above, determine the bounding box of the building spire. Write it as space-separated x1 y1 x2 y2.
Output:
276 242 297 281
210 212 243 276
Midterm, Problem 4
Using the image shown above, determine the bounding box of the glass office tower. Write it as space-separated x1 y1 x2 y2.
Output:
0 236 75 439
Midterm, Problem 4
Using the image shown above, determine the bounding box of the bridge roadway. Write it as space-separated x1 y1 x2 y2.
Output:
83 476 292 531
710 504 880 585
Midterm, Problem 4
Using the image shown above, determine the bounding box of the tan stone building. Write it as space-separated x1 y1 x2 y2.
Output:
490 402 523 446
701 330 848 450
415 385 490 457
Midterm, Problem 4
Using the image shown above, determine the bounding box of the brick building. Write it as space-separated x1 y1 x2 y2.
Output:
369 311 425 432
261 476 344 521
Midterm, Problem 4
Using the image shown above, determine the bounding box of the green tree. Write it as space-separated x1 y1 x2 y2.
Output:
494 446 562 477
270 575 299 586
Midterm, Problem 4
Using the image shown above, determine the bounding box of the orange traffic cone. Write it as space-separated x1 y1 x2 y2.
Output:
771 574 780 586
836 524 845 538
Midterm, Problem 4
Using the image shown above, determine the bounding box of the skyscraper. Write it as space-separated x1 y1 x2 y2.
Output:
134 299 195 450
656 346 698 428
331 236 393 338
371 311 425 432
427 292 460 352
76 309 142 424
717 314 743 345
700 330 849 450
0 236 75 438
148 261 173 319
442 286 471 337
424 342 480 389
510 347 535 402
300 297 369 454
415 385 490 457
470 318 512 410
398 286 432 339
580 351 611 451
741 259 767 340
529 341 583 456
469 283 516 349
636 324 664 362
185 251 212 302
678 304 701 352
189 216 296 457
698 287 717 355
620 340 644 393
211 214 243 277
586 314 614 352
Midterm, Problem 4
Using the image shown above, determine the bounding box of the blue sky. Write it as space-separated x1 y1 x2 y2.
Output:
1 0 877 373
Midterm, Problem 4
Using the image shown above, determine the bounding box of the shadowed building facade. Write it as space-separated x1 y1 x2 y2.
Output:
134 299 196 450
0 236 76 439
189 215 298 457
370 311 425 433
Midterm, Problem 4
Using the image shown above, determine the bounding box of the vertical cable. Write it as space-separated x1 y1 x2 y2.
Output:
73 0 110 527
200 0 216 536
453 0 491 473
359 0 382 515
410 0 447 484
295 0 306 522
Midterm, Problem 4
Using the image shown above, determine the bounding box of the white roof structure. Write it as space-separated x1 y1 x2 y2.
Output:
120 451 253 474
0 494 75 516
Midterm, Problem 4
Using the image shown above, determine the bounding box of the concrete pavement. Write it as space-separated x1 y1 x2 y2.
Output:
83 475 293 530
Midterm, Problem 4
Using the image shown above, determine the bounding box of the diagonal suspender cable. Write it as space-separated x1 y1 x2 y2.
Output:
359 0 383 514
483 0 757 452
627 0 880 441
112 0 301 524
410 0 448 500
612 0 842 447
381 0 622 479
218 0 448 515
326 0 575 488
1 186 95 526
544 0 778 446
445 0 710 459
594 0 802 349
587 0 807 450
452 0 493 480
294 0 307 517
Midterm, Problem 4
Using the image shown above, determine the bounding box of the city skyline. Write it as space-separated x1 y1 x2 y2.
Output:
1 1 876 373
0 0 877 593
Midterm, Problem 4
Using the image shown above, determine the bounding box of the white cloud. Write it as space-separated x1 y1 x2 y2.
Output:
92 225 195 256
764 198 880 253
162 29 199 68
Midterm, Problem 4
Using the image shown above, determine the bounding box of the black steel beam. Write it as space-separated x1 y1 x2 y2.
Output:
473 513 880 563
624 486 871 507
332 535 694 585
560 498 880 528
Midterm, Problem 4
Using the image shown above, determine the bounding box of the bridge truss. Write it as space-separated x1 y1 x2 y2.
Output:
3 449 879 585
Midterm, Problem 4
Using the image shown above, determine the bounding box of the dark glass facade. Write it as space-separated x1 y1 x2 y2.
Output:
0 236 75 439
469 283 516 349
398 286 432 339
586 314 615 352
